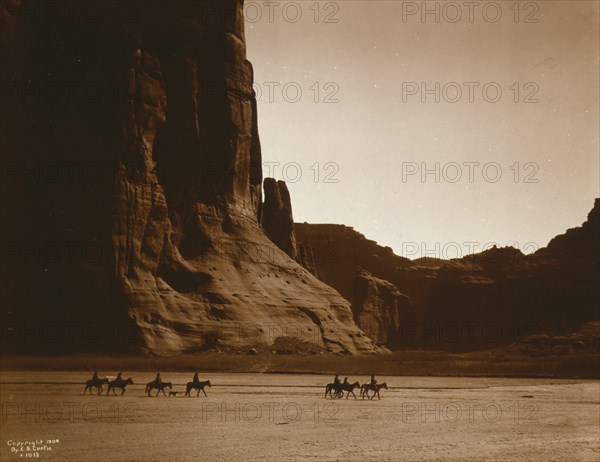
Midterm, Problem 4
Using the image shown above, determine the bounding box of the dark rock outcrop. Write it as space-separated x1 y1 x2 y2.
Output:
352 270 416 348
0 0 377 355
260 179 317 276
297 242 318 277
261 178 298 260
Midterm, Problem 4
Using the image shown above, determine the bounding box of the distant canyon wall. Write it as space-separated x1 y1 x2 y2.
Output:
296 199 600 351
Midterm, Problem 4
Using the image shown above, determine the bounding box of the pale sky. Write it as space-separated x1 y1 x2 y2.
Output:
246 1 599 258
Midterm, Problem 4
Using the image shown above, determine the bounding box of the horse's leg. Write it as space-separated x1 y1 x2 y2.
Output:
202 388 207 397
121 387 125 395
351 390 357 399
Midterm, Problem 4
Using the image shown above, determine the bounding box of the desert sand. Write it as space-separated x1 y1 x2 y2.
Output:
1 371 598 461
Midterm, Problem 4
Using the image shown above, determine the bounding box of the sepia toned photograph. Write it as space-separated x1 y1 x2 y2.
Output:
1 1 598 461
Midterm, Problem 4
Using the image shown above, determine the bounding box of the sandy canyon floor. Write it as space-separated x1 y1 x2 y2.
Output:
0 372 598 461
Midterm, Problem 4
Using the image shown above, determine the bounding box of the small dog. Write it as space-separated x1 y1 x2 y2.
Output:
168 391 178 397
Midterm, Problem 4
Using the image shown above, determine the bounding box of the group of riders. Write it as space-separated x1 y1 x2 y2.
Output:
84 371 133 395
327 374 387 400
85 371 386 399
85 370 209 397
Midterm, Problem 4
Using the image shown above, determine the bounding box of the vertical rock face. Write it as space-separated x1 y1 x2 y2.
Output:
297 242 318 277
261 178 298 260
352 270 416 348
260 178 318 276
1 0 377 355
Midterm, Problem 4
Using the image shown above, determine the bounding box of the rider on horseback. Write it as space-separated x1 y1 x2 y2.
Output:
92 371 99 381
155 372 161 384
370 374 377 388
193 370 200 385
116 372 122 380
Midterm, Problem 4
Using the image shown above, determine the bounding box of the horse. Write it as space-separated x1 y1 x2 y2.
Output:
365 382 388 400
324 382 343 399
84 377 109 395
339 381 361 399
360 383 371 398
106 377 134 395
185 380 211 397
145 380 172 397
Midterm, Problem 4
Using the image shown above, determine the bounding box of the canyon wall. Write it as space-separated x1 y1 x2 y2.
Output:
0 0 377 355
352 270 417 348
296 199 600 351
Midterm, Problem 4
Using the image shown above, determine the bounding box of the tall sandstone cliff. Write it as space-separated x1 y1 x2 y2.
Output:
0 0 376 355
